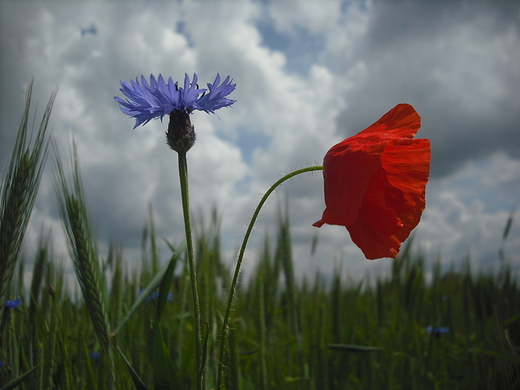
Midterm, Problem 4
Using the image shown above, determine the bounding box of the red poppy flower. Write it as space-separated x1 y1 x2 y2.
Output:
313 104 431 259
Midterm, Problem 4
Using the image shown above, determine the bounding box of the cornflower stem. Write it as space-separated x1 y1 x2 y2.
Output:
177 151 203 390
217 165 323 389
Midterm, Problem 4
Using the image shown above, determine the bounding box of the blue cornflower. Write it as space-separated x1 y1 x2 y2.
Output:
5 298 21 309
115 73 236 129
138 289 173 302
426 326 450 338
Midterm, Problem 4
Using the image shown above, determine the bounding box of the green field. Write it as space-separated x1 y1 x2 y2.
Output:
1 85 519 389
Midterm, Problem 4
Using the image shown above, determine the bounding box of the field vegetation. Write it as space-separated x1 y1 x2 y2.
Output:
1 85 519 389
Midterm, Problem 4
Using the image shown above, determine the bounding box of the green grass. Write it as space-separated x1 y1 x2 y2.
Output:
1 87 519 389
2 216 519 389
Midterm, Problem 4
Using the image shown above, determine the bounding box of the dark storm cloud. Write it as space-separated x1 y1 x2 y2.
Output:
333 2 520 178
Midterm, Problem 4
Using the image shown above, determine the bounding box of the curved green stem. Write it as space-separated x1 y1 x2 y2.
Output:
216 165 323 388
178 152 203 390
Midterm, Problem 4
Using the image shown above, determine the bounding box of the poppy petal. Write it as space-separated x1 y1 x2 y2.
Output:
347 218 402 259
357 103 421 139
314 104 431 260
381 139 431 241
313 148 380 227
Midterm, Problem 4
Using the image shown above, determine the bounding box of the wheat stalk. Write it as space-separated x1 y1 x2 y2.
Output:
0 81 56 323
54 141 111 353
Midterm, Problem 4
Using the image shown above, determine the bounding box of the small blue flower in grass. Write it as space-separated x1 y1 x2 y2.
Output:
5 298 21 309
89 352 100 359
138 289 173 302
426 326 450 339
115 73 235 153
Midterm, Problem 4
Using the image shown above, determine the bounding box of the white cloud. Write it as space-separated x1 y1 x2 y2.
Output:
267 1 345 34
416 152 520 270
1 1 519 286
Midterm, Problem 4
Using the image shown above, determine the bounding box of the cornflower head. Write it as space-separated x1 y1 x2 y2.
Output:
89 352 100 359
5 298 21 309
115 73 236 153
138 289 173 302
426 326 450 339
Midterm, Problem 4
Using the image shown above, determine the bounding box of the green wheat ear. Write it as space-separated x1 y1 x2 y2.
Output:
53 140 111 353
0 81 56 323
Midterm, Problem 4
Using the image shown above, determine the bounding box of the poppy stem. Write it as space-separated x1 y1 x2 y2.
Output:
177 151 203 390
216 165 323 389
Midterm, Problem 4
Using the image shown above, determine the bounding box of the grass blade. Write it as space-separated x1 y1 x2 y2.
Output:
156 254 177 322
116 347 149 390
114 258 175 335
327 344 381 353
0 363 42 390
153 320 180 390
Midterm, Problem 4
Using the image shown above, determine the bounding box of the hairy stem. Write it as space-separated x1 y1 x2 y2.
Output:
216 165 323 388
178 151 203 390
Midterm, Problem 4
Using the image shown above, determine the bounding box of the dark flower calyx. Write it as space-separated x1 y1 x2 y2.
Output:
166 110 196 153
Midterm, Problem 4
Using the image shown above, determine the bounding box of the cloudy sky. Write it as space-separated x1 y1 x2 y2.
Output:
1 1 519 284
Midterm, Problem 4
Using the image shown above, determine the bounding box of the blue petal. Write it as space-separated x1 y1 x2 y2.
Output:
115 73 235 128
5 298 21 309
196 74 236 113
